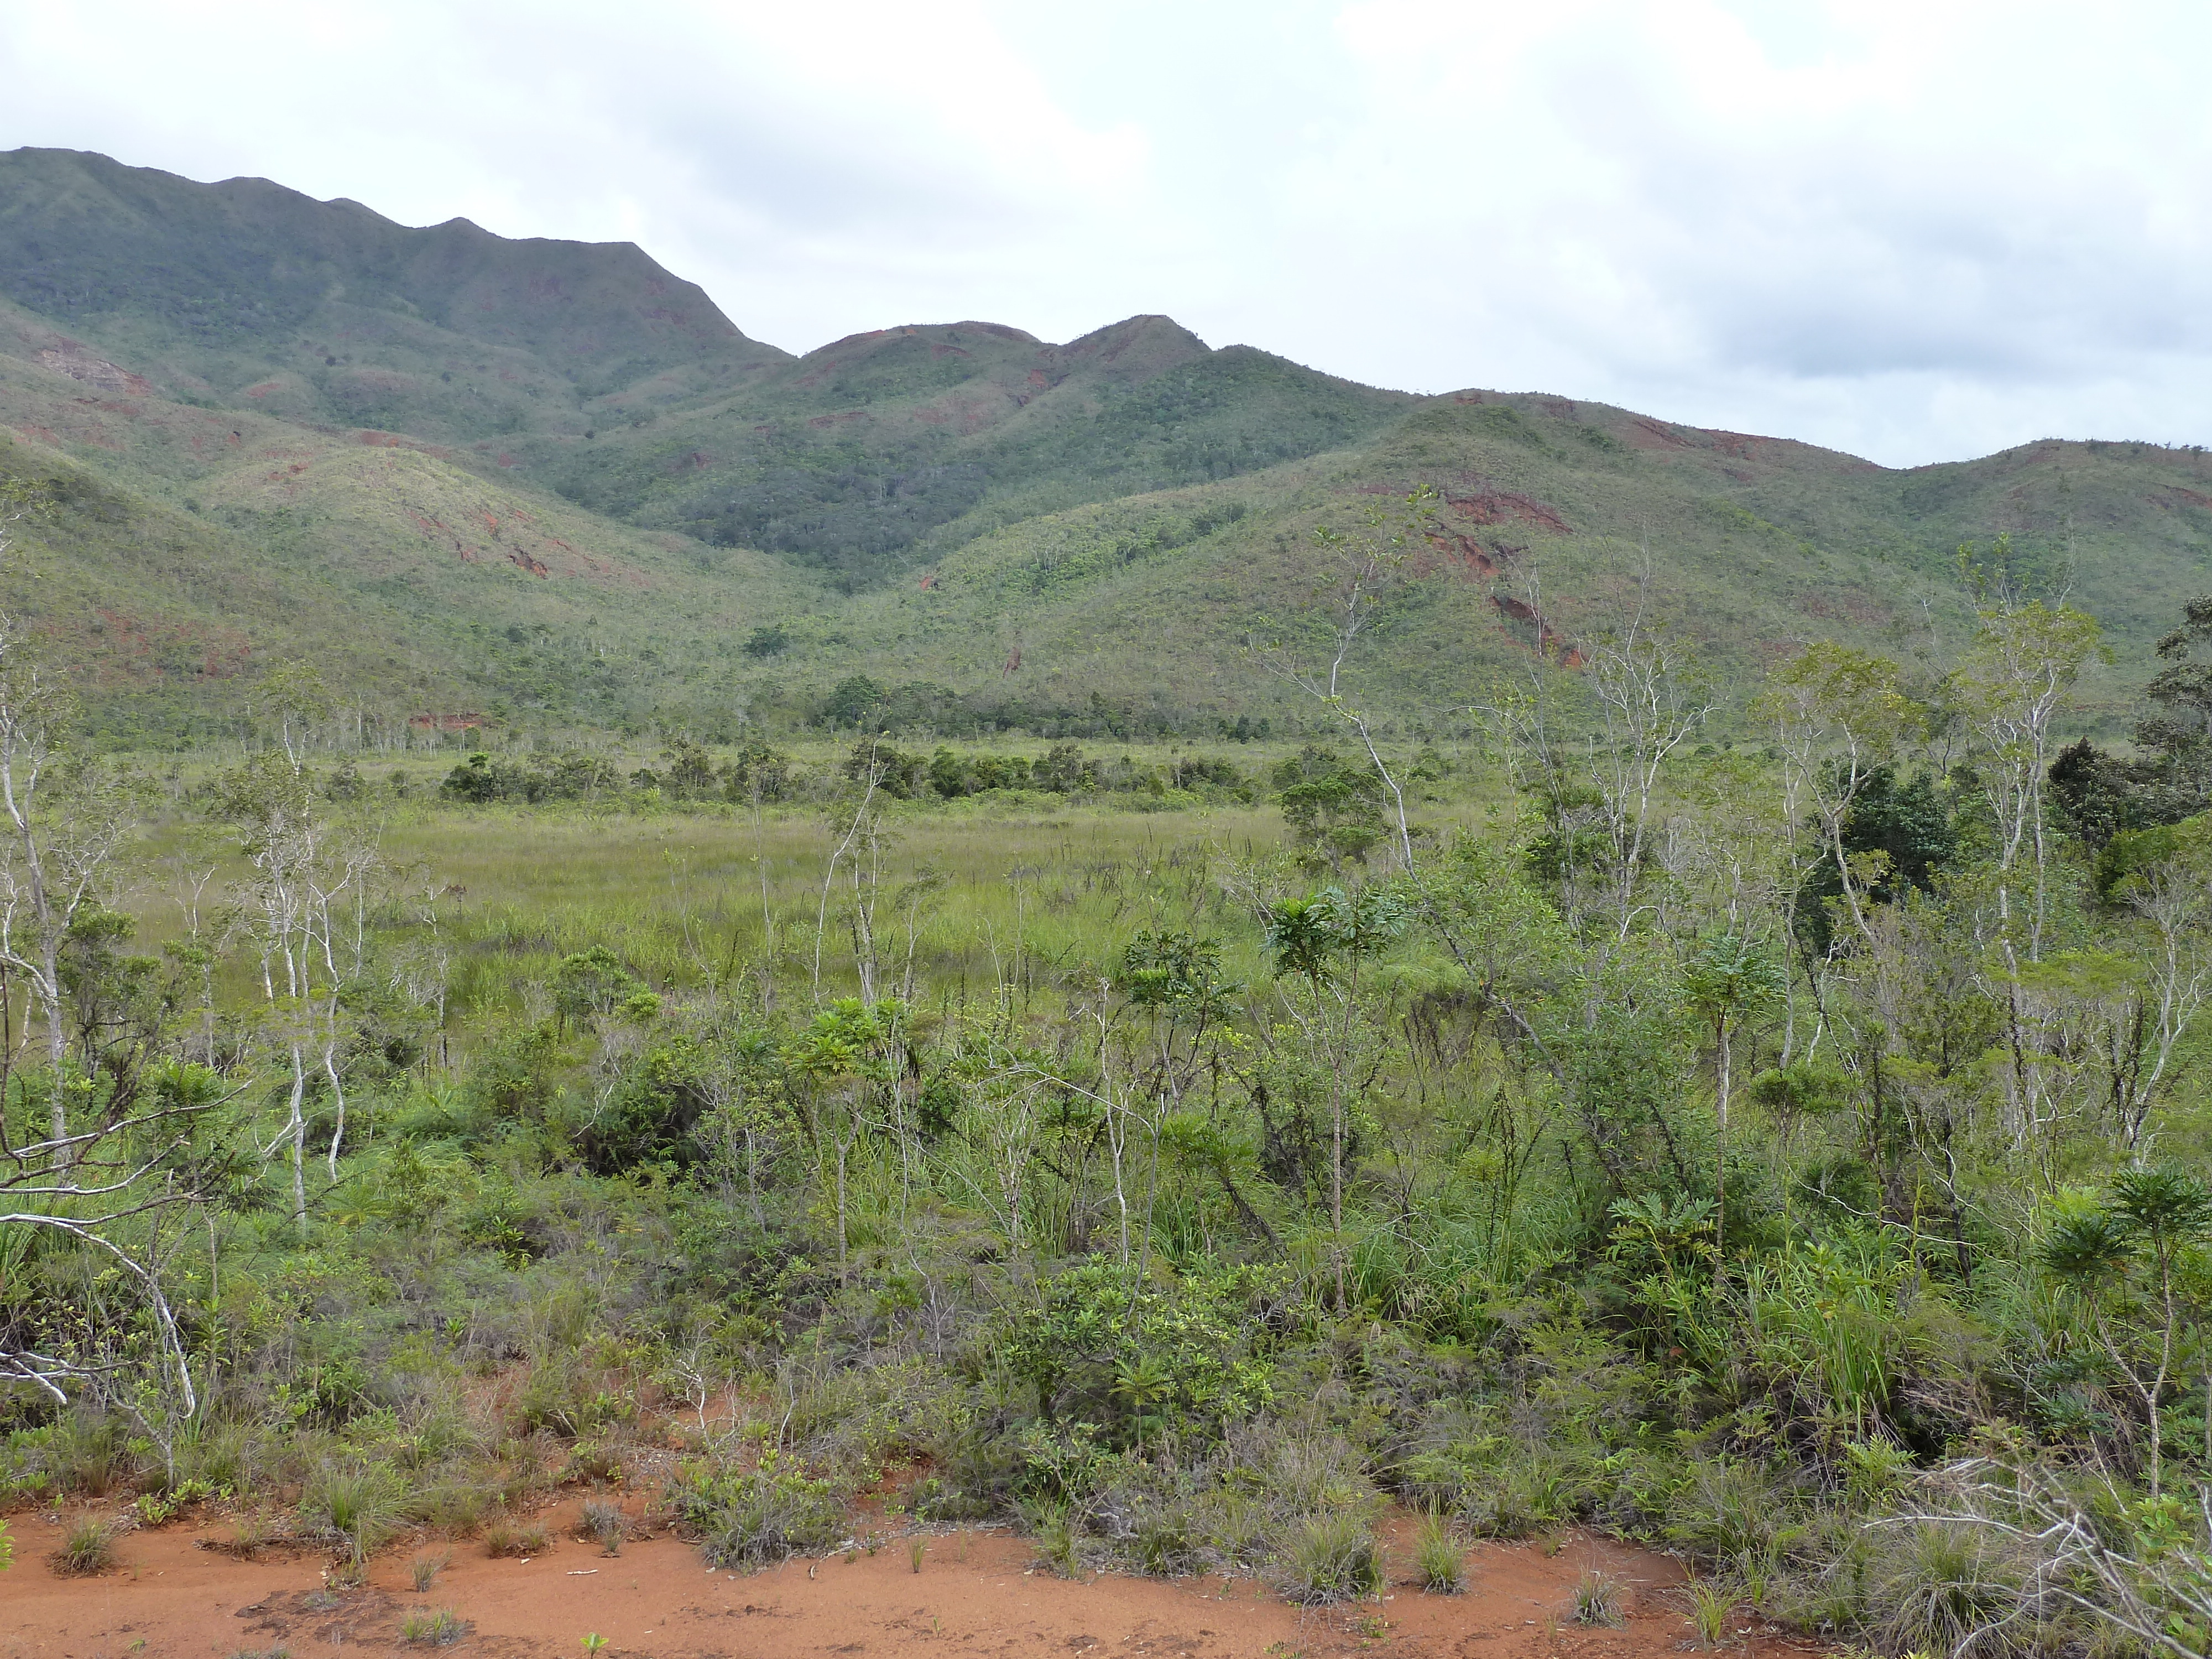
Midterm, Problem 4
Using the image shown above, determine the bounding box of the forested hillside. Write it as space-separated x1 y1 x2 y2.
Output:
0 148 2209 752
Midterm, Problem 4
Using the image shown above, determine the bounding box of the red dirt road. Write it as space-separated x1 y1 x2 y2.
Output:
0 1503 1818 1659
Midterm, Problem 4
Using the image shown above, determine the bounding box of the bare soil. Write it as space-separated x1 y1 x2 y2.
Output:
0 1500 1824 1659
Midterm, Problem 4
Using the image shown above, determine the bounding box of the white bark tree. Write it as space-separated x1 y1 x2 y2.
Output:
0 622 134 1158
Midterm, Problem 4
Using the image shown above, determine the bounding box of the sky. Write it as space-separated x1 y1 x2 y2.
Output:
1 0 2207 467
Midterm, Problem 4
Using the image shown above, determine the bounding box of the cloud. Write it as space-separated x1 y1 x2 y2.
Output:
0 0 2204 463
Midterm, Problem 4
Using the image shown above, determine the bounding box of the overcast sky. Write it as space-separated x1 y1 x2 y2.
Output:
2 1 2206 467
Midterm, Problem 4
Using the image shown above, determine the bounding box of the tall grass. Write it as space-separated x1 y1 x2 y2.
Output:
303 1462 403 1563
1415 1510 1466 1594
1277 1511 1381 1605
53 1516 117 1575
354 795 1331 1062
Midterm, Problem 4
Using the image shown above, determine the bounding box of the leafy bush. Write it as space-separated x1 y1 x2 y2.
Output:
669 1454 844 1571
1003 1261 1287 1453
439 750 619 805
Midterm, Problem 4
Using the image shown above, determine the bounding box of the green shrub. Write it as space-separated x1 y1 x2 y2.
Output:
1003 1260 1287 1452
669 1454 843 1571
1840 1438 1913 1507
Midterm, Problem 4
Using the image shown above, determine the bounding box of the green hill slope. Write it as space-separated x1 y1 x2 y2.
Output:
2 147 2209 747
0 147 786 436
528 314 1416 588
759 395 2211 738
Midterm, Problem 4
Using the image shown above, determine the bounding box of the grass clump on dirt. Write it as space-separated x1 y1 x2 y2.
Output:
397 1606 472 1645
1415 1511 1465 1594
1683 1579 1735 1646
51 1516 117 1575
303 1461 403 1565
1573 1570 1626 1628
579 1498 624 1554
410 1548 451 1591
1277 1511 1381 1606
482 1519 551 1558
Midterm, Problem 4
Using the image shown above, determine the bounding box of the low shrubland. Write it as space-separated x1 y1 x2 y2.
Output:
10 594 2212 1659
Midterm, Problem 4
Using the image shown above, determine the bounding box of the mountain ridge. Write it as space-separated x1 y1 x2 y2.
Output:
0 146 2206 747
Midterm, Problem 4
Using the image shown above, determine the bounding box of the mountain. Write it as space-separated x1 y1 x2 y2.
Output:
0 146 2207 748
0 148 786 425
0 150 1413 594
533 314 1413 590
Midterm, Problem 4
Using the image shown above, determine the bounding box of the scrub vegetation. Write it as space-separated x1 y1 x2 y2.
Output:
5 499 2212 1659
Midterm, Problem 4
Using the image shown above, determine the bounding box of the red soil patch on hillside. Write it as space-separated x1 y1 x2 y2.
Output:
910 393 1014 433
1445 492 1571 536
0 1503 1821 1659
1493 593 1583 667
1420 534 1514 580
1625 419 1693 451
62 612 253 687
